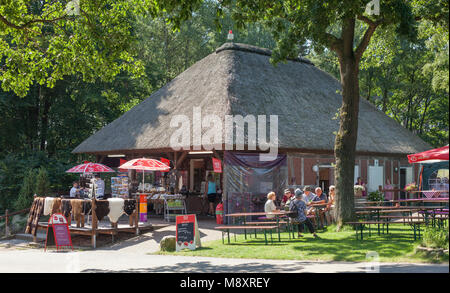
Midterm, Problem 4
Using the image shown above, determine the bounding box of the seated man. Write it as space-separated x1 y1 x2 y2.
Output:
313 187 328 226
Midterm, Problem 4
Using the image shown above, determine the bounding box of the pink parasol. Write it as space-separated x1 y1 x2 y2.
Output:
118 158 170 187
66 161 115 173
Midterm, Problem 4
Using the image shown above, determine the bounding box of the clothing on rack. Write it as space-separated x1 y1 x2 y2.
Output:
25 197 45 236
43 197 55 216
71 199 84 228
124 199 136 216
107 198 125 223
51 198 62 215
95 200 110 221
61 199 72 219
82 200 92 215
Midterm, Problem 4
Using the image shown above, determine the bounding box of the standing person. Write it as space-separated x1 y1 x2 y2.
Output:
204 174 217 217
290 189 319 238
94 174 105 199
264 192 279 219
355 177 367 197
384 179 394 206
70 182 80 198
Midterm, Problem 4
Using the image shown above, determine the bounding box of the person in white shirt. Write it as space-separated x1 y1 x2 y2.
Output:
264 192 279 219
94 175 105 199
70 182 79 198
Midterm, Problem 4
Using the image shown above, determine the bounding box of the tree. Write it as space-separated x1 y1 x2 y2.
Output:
0 0 148 97
167 0 447 228
14 168 37 211
35 167 50 197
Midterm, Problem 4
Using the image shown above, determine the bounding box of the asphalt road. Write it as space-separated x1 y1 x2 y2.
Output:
0 248 448 273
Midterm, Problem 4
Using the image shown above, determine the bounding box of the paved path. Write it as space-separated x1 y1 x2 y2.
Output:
0 218 448 273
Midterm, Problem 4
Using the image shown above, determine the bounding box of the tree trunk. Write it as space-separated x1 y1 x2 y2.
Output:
334 18 359 229
39 89 51 151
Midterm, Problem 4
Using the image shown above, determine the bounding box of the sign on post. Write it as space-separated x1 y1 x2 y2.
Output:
212 158 222 173
45 213 73 252
176 214 201 251
139 194 147 222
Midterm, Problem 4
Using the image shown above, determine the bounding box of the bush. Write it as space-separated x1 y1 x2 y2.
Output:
422 227 449 250
368 190 384 202
35 167 50 197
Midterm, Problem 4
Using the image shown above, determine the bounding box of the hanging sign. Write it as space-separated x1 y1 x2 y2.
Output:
212 158 222 173
45 213 73 252
139 194 147 222
176 214 201 251
160 157 170 172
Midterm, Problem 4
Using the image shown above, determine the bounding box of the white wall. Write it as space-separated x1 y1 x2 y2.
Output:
368 165 384 192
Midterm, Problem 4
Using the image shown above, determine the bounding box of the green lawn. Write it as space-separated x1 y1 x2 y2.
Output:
156 224 449 264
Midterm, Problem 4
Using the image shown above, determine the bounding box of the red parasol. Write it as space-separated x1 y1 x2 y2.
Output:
66 161 115 173
118 158 170 187
407 145 449 164
118 158 170 171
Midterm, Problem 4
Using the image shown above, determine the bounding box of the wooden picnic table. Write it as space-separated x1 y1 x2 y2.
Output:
355 205 446 235
225 211 294 241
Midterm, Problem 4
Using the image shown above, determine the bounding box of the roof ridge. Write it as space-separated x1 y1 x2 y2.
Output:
215 42 315 66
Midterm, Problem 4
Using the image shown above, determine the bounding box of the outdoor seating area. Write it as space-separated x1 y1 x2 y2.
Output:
347 198 448 241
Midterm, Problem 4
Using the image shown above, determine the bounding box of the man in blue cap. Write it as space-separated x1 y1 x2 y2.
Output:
290 189 319 238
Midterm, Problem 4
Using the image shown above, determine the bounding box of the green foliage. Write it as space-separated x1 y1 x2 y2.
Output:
35 167 50 197
0 0 148 97
14 168 37 211
422 227 449 249
368 190 384 202
0 152 78 213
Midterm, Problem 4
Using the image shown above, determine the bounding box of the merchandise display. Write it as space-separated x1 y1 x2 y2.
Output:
111 175 129 198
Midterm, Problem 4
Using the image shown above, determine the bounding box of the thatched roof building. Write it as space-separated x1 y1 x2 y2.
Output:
73 42 430 156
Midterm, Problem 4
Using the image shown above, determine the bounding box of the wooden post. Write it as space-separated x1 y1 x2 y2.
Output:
91 198 97 248
4 209 10 237
135 198 139 235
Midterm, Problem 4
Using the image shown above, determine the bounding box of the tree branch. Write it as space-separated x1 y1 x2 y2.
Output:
354 16 384 62
325 32 343 54
0 13 68 30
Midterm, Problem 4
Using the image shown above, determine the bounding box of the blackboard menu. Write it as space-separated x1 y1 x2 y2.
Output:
176 222 194 244
176 214 199 251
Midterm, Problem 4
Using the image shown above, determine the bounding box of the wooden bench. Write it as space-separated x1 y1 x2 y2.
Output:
215 225 278 245
346 221 426 240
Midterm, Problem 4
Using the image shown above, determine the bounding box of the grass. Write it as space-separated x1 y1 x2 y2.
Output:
155 224 449 264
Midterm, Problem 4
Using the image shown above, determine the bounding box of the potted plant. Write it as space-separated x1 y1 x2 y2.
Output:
404 182 418 192
368 191 384 205
354 185 365 197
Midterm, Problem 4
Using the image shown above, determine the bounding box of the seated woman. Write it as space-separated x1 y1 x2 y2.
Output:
264 192 279 219
324 185 336 224
290 190 319 238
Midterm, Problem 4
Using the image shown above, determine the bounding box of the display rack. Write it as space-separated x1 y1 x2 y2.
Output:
162 194 187 222
111 175 129 198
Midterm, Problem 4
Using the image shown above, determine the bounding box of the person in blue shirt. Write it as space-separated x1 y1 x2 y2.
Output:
290 189 319 238
204 174 218 217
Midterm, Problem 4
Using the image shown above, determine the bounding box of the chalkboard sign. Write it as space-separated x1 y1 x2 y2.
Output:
176 214 201 251
177 222 194 244
45 213 73 251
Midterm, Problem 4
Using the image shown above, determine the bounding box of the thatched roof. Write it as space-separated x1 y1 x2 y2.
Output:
73 43 431 155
